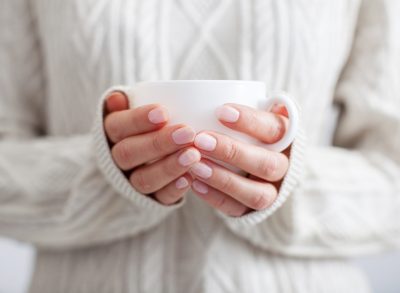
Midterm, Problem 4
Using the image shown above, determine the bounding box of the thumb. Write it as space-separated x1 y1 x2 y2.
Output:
105 92 129 114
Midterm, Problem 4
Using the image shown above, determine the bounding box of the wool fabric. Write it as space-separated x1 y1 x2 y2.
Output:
1 0 400 292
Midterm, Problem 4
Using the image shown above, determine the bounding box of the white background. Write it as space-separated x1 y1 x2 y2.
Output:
0 237 399 293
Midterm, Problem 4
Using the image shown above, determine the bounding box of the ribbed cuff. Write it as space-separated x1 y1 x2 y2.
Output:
217 122 307 227
92 85 185 213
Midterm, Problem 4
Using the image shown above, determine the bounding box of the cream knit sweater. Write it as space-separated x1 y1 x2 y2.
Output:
1 0 400 292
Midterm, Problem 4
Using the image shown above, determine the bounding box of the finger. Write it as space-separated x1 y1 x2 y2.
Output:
105 92 130 114
153 174 193 205
248 173 284 192
130 147 201 194
105 104 169 143
112 124 196 170
191 180 251 217
215 103 289 144
270 104 289 117
190 159 278 211
194 131 289 182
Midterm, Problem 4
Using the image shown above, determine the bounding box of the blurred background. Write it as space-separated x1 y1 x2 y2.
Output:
1 237 399 293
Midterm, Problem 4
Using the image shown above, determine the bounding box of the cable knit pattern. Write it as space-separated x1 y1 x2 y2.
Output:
1 0 400 292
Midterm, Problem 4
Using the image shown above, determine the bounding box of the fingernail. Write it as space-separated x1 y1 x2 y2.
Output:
192 180 209 194
194 133 217 151
172 126 196 145
175 177 189 189
215 105 240 123
148 107 168 124
191 162 212 179
178 149 200 166
270 103 283 113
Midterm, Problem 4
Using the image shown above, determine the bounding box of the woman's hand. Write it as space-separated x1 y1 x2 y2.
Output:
190 103 290 217
104 92 200 205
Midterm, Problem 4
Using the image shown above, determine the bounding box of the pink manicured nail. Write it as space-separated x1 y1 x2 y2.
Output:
194 133 217 151
178 149 200 166
172 127 196 145
191 162 212 179
192 180 209 194
148 107 168 124
215 105 240 123
176 177 189 189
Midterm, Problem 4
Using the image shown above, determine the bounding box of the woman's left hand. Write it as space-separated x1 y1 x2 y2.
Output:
190 103 290 217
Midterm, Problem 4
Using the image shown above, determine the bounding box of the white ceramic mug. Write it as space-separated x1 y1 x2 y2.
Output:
129 80 299 153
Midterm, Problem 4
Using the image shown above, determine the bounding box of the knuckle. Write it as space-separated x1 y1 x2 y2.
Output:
219 174 235 193
257 155 278 177
250 190 272 210
221 139 240 162
260 153 289 181
111 141 132 169
252 185 278 210
151 133 164 153
228 205 249 217
214 195 228 210
130 170 152 194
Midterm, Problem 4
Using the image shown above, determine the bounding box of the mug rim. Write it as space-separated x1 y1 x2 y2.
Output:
135 80 265 87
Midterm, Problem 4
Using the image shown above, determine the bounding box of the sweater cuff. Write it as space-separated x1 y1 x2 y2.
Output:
92 85 185 213
217 122 307 227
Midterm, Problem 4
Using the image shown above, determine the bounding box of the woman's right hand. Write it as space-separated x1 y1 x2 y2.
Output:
104 92 200 205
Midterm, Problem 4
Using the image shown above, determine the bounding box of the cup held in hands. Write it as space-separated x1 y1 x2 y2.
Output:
130 80 299 153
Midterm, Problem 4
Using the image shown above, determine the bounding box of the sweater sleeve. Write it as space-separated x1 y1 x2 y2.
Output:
217 0 400 257
0 0 183 250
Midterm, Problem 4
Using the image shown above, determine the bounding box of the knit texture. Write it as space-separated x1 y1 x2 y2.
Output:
1 0 400 292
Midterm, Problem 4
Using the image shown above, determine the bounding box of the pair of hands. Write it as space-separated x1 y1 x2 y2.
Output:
104 92 290 217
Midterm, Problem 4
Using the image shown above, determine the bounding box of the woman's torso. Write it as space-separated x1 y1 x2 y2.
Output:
30 0 370 292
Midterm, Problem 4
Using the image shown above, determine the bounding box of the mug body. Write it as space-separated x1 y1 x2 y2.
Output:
131 80 267 146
